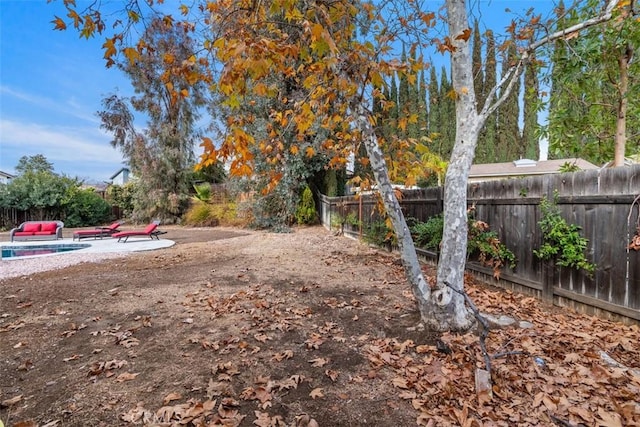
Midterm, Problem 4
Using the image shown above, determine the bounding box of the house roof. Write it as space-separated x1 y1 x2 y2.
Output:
109 167 130 180
0 170 16 179
469 158 599 180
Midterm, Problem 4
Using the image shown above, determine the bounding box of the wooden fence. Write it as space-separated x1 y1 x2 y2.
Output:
0 208 30 230
319 165 640 323
0 206 124 230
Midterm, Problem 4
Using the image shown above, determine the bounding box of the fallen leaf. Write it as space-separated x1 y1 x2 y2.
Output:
596 408 623 427
272 350 294 361
392 377 409 389
63 354 83 362
163 392 182 405
254 387 272 405
325 369 339 381
398 391 417 399
1 395 22 407
115 372 140 382
254 333 270 343
295 413 320 427
309 388 324 399
119 337 139 348
568 406 594 423
309 357 328 367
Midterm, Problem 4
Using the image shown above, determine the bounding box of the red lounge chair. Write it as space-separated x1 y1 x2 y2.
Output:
111 221 164 243
72 221 123 241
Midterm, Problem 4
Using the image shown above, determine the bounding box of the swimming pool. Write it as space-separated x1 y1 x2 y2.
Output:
1 243 90 259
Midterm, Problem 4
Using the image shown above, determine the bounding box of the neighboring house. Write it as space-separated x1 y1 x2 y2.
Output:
110 167 132 185
0 170 15 184
601 156 640 168
468 158 599 183
81 182 109 199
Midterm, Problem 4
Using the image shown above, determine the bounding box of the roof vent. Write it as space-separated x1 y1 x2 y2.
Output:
513 159 537 167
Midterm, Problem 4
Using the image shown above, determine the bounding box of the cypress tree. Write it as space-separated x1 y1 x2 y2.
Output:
439 66 456 159
380 81 394 145
396 47 409 139
406 50 423 140
482 30 498 162
472 20 484 107
496 41 520 162
389 74 399 132
428 66 440 138
521 55 540 160
398 46 410 109
417 70 428 139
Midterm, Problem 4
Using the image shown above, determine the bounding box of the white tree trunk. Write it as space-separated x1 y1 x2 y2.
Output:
354 104 432 314
614 45 631 167
423 0 478 331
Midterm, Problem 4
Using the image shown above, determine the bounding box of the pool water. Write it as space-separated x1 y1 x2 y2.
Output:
1 243 90 259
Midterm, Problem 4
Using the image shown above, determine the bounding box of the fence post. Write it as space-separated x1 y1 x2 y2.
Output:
359 196 363 239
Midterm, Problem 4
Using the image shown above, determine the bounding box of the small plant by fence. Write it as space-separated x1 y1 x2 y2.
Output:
319 165 640 323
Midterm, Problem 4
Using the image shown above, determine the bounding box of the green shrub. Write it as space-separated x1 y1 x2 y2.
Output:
410 214 444 250
534 193 595 274
64 188 112 227
364 219 396 250
183 201 219 227
411 213 516 277
211 202 248 227
183 200 249 228
295 186 317 225
467 220 517 275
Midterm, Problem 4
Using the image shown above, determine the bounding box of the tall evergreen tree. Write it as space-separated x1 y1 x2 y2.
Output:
397 46 411 139
481 30 498 163
389 75 399 135
439 67 456 159
398 46 410 109
472 20 484 106
428 66 440 138
546 0 577 160
417 70 428 140
495 41 521 162
382 82 394 143
521 54 540 160
406 51 423 140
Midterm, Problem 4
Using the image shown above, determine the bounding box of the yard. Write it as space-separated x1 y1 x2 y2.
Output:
1 225 639 426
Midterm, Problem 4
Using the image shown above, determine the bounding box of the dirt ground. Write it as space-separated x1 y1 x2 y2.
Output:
1 225 639 427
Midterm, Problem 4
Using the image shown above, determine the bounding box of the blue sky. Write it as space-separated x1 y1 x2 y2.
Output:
0 0 556 183
1 0 134 183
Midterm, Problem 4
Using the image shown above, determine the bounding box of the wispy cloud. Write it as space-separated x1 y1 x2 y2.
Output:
0 85 103 124
0 86 54 110
0 118 123 178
